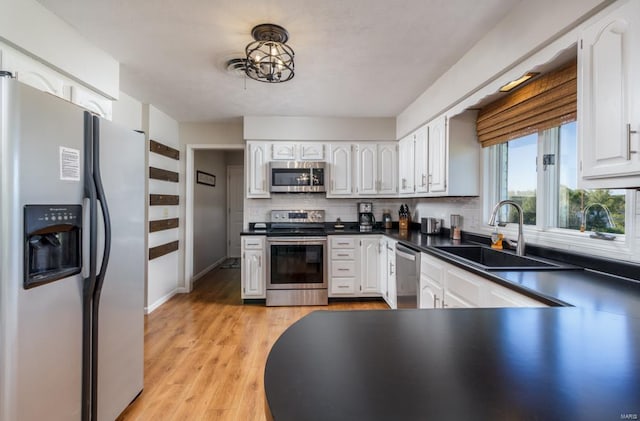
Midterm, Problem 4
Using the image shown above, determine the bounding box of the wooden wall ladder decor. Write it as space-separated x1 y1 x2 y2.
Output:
148 139 181 260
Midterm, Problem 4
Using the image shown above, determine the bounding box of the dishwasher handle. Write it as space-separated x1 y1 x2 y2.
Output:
396 244 418 261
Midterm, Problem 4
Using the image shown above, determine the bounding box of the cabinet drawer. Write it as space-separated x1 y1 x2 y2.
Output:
331 261 356 277
330 277 356 294
242 237 264 249
330 237 356 249
331 249 356 260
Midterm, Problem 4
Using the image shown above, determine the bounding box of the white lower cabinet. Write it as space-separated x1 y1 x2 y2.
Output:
360 237 380 295
419 252 547 309
419 253 444 309
241 236 266 298
381 237 397 309
328 235 382 298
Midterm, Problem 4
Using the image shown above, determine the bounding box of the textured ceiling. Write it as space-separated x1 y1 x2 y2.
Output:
37 0 522 123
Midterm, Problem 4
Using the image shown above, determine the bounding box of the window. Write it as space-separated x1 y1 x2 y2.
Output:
491 121 626 235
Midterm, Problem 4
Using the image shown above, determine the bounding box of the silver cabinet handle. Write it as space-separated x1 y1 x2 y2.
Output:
337 253 350 257
337 268 350 271
421 174 426 187
337 285 349 289
258 256 261 266
246 243 260 247
628 123 638 159
390 263 394 275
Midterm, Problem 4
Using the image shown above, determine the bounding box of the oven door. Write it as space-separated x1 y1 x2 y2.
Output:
267 237 327 289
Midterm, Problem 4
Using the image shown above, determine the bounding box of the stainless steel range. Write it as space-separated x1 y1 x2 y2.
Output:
266 210 328 306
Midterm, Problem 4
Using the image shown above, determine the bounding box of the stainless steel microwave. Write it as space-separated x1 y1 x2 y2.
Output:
269 161 326 193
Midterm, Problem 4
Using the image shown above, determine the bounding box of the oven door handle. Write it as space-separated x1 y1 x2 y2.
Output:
268 237 327 243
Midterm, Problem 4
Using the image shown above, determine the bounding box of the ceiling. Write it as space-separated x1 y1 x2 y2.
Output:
37 0 523 123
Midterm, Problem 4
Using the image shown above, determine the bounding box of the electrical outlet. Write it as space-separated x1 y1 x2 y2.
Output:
163 207 169 218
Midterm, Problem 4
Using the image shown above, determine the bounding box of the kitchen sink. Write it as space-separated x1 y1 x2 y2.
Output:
433 245 580 271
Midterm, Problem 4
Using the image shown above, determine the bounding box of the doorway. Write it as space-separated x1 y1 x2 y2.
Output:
185 144 244 292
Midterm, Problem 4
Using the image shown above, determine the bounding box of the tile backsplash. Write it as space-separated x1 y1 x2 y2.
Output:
246 195 482 228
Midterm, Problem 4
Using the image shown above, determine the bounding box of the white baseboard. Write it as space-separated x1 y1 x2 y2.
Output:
192 256 227 284
145 288 178 314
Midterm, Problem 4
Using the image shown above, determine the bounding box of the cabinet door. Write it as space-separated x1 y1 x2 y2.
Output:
399 135 415 195
271 143 297 160
420 274 443 309
379 238 389 298
578 1 640 182
242 248 265 298
579 0 640 181
360 237 380 295
328 144 353 196
1 48 65 98
443 266 482 308
377 143 398 195
69 86 113 120
246 142 270 198
414 127 429 194
356 144 378 195
300 143 325 160
428 116 447 193
386 241 397 309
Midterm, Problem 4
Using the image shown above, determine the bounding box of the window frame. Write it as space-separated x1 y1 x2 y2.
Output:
482 127 637 260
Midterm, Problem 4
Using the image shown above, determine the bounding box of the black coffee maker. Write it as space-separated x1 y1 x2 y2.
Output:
358 202 375 232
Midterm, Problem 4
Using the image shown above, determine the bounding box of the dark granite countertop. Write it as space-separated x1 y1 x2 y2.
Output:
262 226 640 419
265 308 640 421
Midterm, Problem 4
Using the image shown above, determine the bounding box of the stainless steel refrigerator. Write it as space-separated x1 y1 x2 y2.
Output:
0 73 146 421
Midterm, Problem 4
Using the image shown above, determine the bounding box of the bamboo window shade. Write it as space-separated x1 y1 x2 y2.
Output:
476 59 577 148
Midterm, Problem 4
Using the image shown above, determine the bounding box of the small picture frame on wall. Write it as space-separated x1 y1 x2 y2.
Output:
196 170 216 187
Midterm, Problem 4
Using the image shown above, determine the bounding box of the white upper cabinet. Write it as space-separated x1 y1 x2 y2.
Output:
300 143 326 160
271 143 297 160
579 0 640 187
414 126 429 194
377 143 398 195
355 143 398 196
271 142 326 161
327 143 353 197
246 141 270 198
398 111 479 198
427 115 447 193
1 48 65 98
69 85 113 120
399 134 415 195
356 144 378 195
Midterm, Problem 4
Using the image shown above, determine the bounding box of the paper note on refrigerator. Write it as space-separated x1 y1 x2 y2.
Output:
59 146 80 181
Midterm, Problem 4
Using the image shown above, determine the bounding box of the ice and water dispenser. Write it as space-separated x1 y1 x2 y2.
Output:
24 205 82 289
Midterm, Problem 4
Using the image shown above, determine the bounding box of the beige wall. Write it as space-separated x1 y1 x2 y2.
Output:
243 116 396 141
180 119 244 146
193 150 228 276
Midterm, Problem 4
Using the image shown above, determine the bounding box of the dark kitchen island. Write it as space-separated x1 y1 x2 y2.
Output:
264 308 640 421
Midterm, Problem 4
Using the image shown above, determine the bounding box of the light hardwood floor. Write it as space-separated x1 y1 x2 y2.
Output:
117 266 388 420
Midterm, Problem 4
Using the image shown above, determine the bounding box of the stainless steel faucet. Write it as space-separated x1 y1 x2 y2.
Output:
488 200 525 256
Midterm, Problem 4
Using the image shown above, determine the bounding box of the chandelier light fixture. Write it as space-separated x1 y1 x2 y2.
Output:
245 23 295 83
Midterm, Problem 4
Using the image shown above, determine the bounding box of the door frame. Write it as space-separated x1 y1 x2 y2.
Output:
185 144 244 293
226 165 244 258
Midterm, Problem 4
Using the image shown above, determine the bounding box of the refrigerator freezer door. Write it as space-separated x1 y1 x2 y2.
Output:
1 77 85 421
95 118 145 421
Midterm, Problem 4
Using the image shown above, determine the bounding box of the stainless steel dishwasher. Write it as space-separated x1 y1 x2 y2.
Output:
395 243 420 308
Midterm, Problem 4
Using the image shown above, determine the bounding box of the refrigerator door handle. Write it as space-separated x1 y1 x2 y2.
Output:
92 114 112 298
82 111 97 421
90 115 112 421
